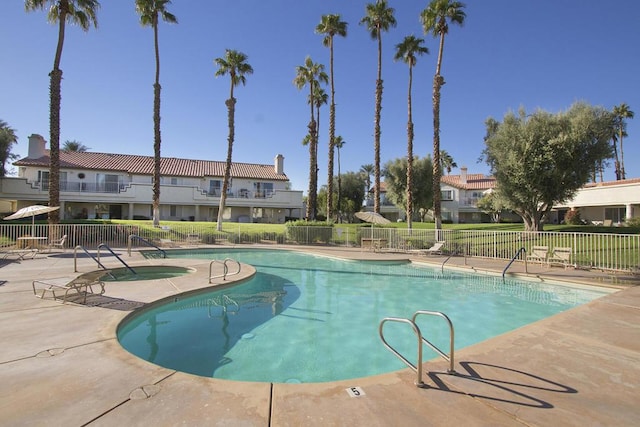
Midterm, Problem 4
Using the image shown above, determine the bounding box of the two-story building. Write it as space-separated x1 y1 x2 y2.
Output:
440 167 496 223
0 134 304 223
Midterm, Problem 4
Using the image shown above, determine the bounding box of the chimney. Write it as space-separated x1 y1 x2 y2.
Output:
460 166 468 185
28 134 47 158
274 154 284 175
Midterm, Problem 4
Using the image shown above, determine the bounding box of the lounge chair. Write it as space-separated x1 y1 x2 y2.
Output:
47 234 67 252
32 270 110 304
526 246 548 265
409 241 446 256
549 247 572 268
1 245 38 260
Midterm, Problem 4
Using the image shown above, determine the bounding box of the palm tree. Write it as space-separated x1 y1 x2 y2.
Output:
214 49 253 232
0 120 19 177
135 0 177 227
360 163 375 203
421 0 466 230
25 0 100 224
62 140 90 152
360 1 396 214
613 103 634 180
294 56 328 220
316 14 348 221
394 35 428 229
334 135 346 219
439 149 457 174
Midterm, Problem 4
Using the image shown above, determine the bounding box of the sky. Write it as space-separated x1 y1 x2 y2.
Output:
2 1 639 194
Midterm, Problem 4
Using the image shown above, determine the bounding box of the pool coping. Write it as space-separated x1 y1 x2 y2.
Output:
0 245 638 425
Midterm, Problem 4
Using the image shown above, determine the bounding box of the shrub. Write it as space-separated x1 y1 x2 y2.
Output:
564 210 582 225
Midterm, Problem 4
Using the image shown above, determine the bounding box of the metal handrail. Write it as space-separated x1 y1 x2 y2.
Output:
209 258 242 283
412 310 455 374
73 245 108 272
379 317 426 388
379 310 456 387
127 234 166 258
502 246 527 282
98 243 136 275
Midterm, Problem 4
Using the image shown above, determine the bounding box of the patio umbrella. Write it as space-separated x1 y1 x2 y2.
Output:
355 211 391 224
3 205 60 236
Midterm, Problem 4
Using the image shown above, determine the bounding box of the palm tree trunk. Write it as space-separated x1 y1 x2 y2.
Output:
432 31 446 231
217 97 236 231
48 10 67 225
406 65 414 230
373 32 383 214
327 39 336 221
152 22 162 227
306 82 317 221
619 127 626 180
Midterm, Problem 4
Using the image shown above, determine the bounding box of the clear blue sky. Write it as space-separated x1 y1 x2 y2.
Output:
2 1 639 193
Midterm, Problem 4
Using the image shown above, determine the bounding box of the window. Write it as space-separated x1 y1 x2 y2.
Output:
38 171 67 190
209 180 222 196
96 174 120 193
441 190 454 201
254 182 274 198
170 205 178 217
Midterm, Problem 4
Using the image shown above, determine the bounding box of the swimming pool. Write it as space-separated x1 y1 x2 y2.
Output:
117 248 609 383
103 265 193 282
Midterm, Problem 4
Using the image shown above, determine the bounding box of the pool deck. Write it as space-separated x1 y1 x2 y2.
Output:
0 245 638 426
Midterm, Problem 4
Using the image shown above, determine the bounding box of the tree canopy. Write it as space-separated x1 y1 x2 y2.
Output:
382 155 433 221
482 102 614 231
0 120 19 177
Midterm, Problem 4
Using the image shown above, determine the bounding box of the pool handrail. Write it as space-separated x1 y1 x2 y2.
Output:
379 310 456 388
73 245 109 273
127 234 166 258
502 246 527 282
98 243 136 275
209 258 241 283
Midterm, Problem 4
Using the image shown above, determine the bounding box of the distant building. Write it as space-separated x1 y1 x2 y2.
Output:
0 134 304 223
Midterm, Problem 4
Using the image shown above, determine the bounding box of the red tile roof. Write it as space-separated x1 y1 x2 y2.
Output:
440 173 496 190
15 150 288 181
583 177 640 188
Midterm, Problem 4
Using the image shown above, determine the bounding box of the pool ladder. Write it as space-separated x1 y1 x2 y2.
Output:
209 258 241 283
379 310 455 388
502 247 527 282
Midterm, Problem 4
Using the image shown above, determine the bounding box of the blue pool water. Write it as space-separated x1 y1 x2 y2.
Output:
117 249 609 383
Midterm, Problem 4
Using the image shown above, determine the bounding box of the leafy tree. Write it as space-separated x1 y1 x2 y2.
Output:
440 149 457 174
394 35 428 229
62 140 89 152
382 156 433 222
612 103 634 180
294 56 328 220
475 191 506 223
214 49 253 231
0 120 19 177
135 0 177 227
482 103 614 231
421 0 466 230
360 163 374 195
26 0 100 224
317 171 366 221
360 0 396 214
316 14 348 220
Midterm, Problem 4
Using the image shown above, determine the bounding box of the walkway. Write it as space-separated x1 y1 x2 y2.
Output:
0 246 638 426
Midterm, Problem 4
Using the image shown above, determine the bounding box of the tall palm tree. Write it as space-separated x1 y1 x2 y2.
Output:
0 120 19 177
360 1 396 214
421 0 466 230
613 103 634 180
311 85 328 219
294 56 328 221
62 140 90 152
360 163 375 203
439 149 457 174
394 35 428 229
25 0 100 223
316 14 348 221
334 135 346 219
214 49 253 232
135 0 177 227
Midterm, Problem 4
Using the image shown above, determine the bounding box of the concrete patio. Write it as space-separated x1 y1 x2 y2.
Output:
0 246 638 426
